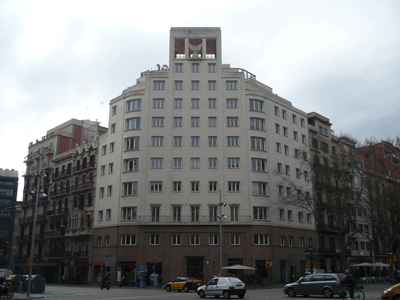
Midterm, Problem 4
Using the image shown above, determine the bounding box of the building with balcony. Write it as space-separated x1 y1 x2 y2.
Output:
92 27 316 284
18 119 106 283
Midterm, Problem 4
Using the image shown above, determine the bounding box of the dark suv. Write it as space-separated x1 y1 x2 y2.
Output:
284 273 345 297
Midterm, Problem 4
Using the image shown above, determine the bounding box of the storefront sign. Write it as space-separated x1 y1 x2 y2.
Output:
146 258 162 263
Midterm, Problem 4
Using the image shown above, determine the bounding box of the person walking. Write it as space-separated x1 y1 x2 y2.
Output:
340 269 357 299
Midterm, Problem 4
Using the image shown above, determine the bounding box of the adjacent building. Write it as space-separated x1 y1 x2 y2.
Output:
92 27 316 284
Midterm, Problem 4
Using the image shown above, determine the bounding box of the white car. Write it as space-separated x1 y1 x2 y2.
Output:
197 277 246 299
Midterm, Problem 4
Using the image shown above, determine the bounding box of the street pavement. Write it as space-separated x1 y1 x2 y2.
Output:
10 282 390 299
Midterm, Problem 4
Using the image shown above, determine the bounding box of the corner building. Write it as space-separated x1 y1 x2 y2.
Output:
94 27 316 284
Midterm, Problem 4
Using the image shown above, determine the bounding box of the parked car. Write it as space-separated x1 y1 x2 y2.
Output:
382 282 400 300
165 277 202 292
197 276 246 299
283 273 345 298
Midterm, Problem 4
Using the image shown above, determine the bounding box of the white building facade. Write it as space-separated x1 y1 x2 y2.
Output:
93 27 316 284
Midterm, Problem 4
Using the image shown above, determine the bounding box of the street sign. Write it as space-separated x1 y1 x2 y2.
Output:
388 251 394 256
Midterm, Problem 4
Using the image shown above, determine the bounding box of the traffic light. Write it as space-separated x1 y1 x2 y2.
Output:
0 248 3 256
394 255 398 263
27 257 30 268
214 261 217 268
265 260 271 270
33 256 38 266
389 257 393 265
307 260 312 268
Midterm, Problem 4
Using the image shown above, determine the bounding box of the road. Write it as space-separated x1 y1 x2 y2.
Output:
14 283 388 300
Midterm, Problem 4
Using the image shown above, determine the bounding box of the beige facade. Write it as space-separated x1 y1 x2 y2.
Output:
93 28 316 284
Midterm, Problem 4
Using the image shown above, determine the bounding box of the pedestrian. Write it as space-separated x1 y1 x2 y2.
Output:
158 274 163 288
340 269 356 299
62 275 65 285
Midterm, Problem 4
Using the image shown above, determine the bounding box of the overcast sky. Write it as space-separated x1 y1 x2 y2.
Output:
1 0 399 201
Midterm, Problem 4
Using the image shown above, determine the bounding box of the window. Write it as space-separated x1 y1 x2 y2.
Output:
192 63 199 72
191 81 200 90
208 98 216 108
151 158 163 168
126 117 141 130
280 235 285 246
289 236 294 247
209 117 217 127
249 99 263 112
101 165 105 175
209 234 219 245
174 136 182 146
226 81 237 90
230 234 240 245
278 185 284 195
284 145 289 155
209 136 217 146
175 63 183 72
231 206 239 221
153 98 164 108
277 163 282 173
227 117 238 127
150 182 163 192
191 158 200 169
228 181 240 192
173 206 181 222
121 207 137 220
251 137 265 150
173 158 182 168
302 134 306 143
97 236 102 246
112 106 117 116
106 209 111 220
150 234 160 245
307 213 312 223
123 182 138 195
191 98 200 108
173 181 182 192
227 136 239 146
99 187 104 197
98 210 103 221
274 106 279 116
253 207 268 220
191 117 200 127
294 131 298 141
275 124 280 134
109 163 114 173
283 127 288 137
191 136 200 146
226 99 238 108
252 182 267 195
210 206 218 222
175 81 183 90
298 212 303 222
285 165 290 175
208 63 216 72
191 206 200 222
121 235 136 245
191 181 200 192
228 158 240 168
292 114 297 124
152 117 164 127
125 137 140 150
296 168 301 178
209 181 217 192
152 206 160 222
282 110 287 119
308 238 313 246
174 117 182 127
279 209 285 219
127 99 141 112
250 118 264 130
254 234 269 245
111 123 116 133
107 185 112 196
288 210 293 220
300 237 304 247
301 118 305 127
151 136 164 146
208 81 216 90
174 98 182 108
276 142 281 152
252 158 266 172
171 235 182 245
209 158 217 168
304 171 309 180
295 149 299 158
153 81 165 90
110 143 115 153
190 234 200 245
102 145 107 155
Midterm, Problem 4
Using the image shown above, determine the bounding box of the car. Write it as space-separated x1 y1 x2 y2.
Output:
165 277 202 292
382 282 400 300
283 273 345 298
197 276 246 299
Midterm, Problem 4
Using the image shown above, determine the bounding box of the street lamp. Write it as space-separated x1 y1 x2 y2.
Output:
217 190 227 277
305 245 317 274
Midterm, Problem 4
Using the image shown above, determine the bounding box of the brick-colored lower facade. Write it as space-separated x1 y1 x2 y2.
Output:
92 225 316 284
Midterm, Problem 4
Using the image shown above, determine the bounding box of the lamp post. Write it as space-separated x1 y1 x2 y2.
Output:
305 245 317 274
217 190 227 277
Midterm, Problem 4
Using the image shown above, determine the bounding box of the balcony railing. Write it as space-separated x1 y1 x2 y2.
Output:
47 208 69 216
44 230 64 237
131 215 253 224
45 250 65 258
71 182 94 192
73 163 96 174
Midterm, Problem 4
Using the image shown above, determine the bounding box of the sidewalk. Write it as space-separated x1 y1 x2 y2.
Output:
12 292 46 299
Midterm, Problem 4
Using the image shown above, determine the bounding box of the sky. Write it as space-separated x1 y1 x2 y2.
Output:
1 0 400 201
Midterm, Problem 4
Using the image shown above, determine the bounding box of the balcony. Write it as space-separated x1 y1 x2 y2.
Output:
71 182 94 193
47 208 69 217
65 227 93 237
45 250 65 258
44 230 64 238
72 163 96 174
52 170 72 181
134 215 252 225
318 247 341 255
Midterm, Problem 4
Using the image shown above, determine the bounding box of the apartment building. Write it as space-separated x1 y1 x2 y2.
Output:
0 168 19 269
93 27 316 284
19 119 106 283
